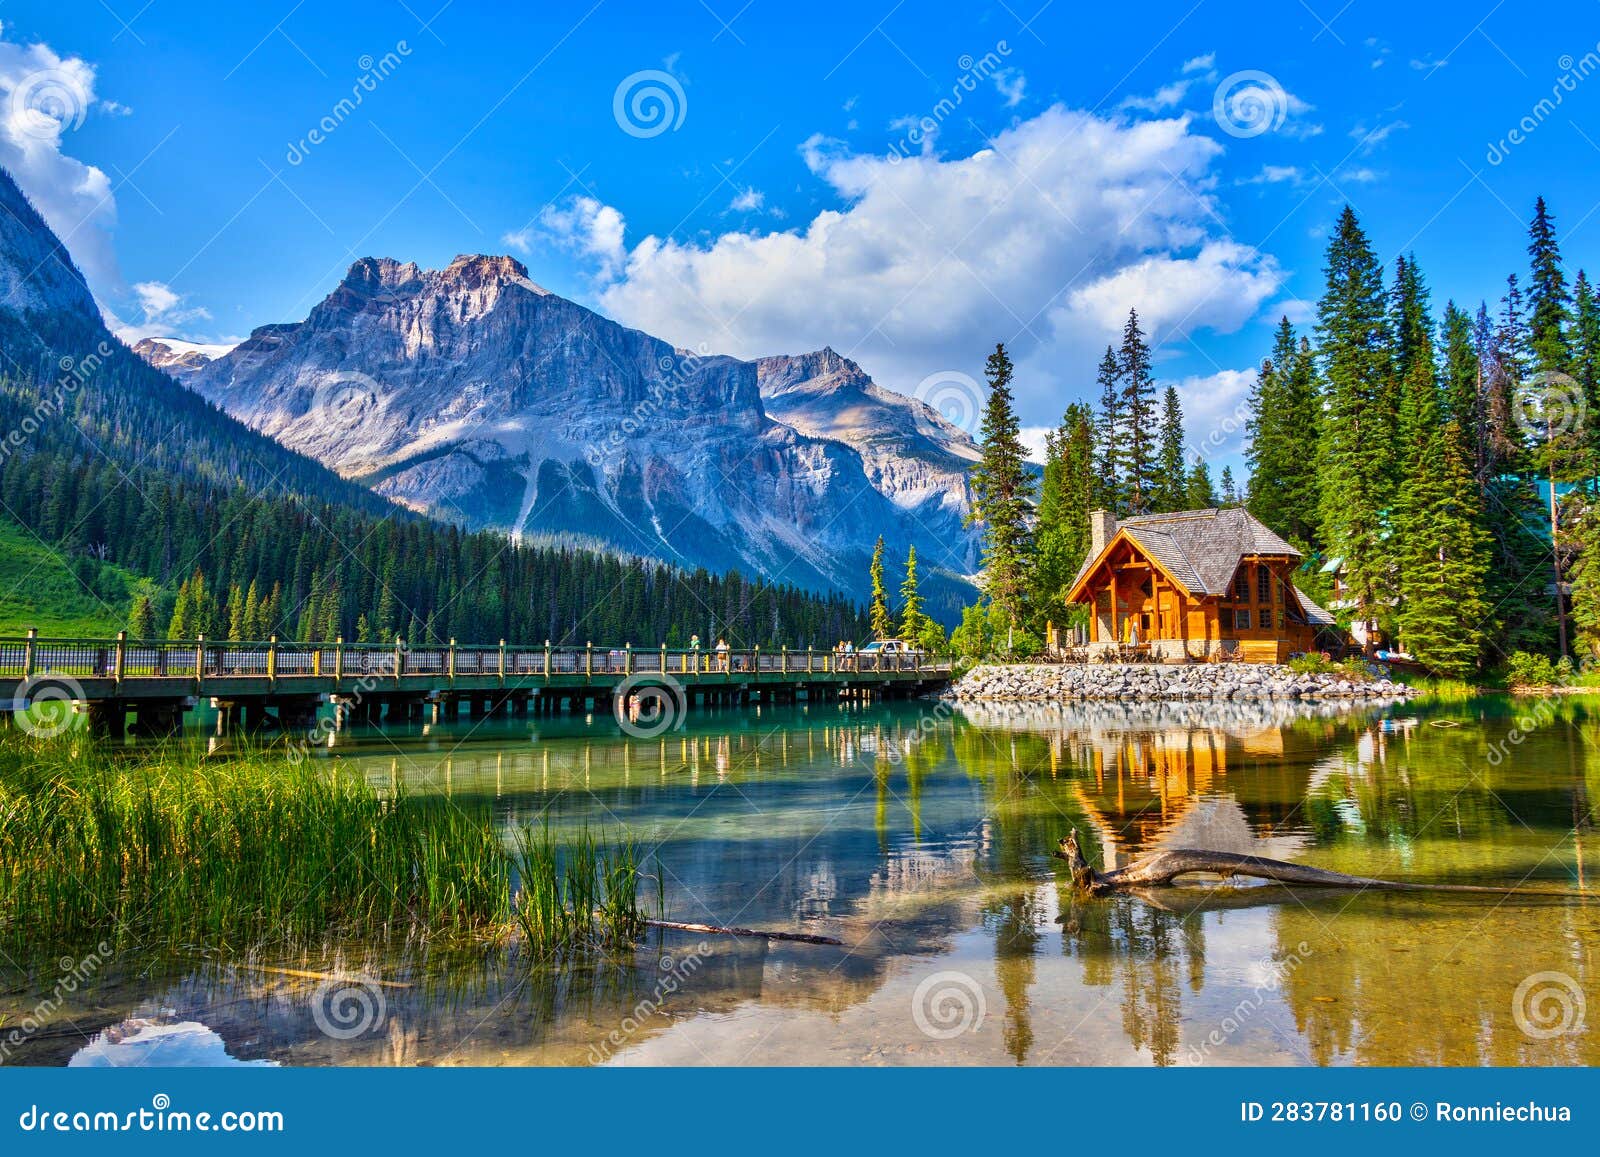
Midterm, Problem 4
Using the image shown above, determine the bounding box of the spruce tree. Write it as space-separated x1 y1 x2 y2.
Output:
1526 197 1571 375
1156 385 1186 511
1522 200 1579 656
1573 270 1600 481
898 545 927 646
868 535 893 639
1186 458 1218 508
128 594 155 639
1117 310 1158 513
1219 465 1238 506
1031 402 1095 615
1441 301 1483 478
1396 423 1490 679
1246 318 1322 545
967 343 1036 633
1568 497 1600 661
1093 346 1122 510
1316 206 1394 619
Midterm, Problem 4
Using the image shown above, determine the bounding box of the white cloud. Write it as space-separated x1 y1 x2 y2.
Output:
0 23 120 292
134 280 179 316
533 195 626 280
1240 164 1304 186
728 187 765 212
1182 53 1215 74
1120 79 1195 114
1176 368 1256 461
108 278 213 343
1350 119 1408 154
563 105 1279 427
993 68 1026 108
1019 425 1051 464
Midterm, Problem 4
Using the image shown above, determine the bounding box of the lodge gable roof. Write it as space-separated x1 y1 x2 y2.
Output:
1068 507 1301 600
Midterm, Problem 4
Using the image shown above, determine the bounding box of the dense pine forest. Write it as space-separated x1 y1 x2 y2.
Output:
962 197 1597 681
0 303 867 649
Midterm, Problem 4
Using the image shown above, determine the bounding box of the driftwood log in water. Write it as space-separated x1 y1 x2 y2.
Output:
645 918 844 946
1052 831 1573 898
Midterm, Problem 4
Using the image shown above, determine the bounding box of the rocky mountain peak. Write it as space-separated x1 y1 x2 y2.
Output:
0 167 101 321
131 337 233 379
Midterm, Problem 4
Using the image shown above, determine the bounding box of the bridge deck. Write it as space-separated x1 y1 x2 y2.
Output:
0 634 953 705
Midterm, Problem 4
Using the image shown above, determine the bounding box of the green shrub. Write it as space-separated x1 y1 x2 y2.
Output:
1505 651 1561 688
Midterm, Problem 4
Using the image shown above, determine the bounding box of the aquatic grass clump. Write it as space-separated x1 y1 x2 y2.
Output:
511 824 644 958
0 735 645 960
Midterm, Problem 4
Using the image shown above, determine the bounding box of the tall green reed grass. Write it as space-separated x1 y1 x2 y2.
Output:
0 735 643 960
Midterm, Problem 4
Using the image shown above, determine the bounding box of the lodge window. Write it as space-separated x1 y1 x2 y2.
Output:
1233 568 1250 601
1236 608 1252 630
1257 565 1272 604
1219 607 1233 632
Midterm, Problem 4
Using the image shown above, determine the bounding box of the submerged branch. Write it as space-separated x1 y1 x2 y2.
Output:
646 918 843 945
1053 831 1585 899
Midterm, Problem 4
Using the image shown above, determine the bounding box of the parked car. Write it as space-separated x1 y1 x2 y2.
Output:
857 640 907 654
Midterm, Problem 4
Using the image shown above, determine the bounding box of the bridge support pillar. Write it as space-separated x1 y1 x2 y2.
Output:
86 699 125 739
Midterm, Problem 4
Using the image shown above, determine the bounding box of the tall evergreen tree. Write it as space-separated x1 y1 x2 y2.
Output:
1117 310 1158 513
1186 458 1218 508
1219 465 1238 507
1396 422 1490 679
1155 385 1186 511
1573 270 1600 482
1440 301 1483 478
1316 206 1394 619
1246 318 1322 545
897 545 928 646
127 593 155 639
868 535 893 639
1093 346 1122 510
1031 403 1095 616
1526 196 1571 376
967 343 1036 632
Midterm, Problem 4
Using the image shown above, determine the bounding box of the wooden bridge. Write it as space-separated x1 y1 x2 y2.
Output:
0 631 955 737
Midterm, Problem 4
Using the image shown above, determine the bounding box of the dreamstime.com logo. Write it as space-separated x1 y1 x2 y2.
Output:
911 969 986 1039
311 974 389 1040
587 942 711 1064
1212 70 1289 138
0 942 114 1063
613 672 687 739
8 68 90 140
912 370 984 441
308 369 385 432
613 70 686 138
1512 370 1587 442
1512 971 1586 1040
8 673 86 739
17 1095 284 1134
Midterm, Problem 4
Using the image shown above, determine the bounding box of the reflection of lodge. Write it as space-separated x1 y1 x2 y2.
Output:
1039 715 1321 865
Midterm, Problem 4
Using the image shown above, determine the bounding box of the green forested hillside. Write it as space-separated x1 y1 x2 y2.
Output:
0 516 141 635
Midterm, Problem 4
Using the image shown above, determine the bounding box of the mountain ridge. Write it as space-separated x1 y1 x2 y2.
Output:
180 253 982 616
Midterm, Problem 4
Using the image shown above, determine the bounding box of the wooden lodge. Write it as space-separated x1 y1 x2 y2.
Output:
1063 508 1339 664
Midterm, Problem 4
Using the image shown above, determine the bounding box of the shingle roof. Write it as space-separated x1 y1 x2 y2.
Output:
1068 507 1302 598
1292 586 1337 626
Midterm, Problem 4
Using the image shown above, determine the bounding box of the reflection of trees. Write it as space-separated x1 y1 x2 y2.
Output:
1056 895 1203 1066
1276 897 1600 1066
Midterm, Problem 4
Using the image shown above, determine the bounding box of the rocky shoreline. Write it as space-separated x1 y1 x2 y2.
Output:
945 662 1417 702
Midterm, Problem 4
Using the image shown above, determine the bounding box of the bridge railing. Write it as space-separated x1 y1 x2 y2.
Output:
0 632 953 685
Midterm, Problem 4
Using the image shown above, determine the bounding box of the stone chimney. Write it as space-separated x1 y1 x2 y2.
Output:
1089 509 1117 559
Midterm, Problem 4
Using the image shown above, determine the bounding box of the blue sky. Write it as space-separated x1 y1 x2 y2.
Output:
2 0 1598 467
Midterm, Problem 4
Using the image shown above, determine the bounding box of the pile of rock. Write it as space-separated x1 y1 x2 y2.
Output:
946 662 1416 702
